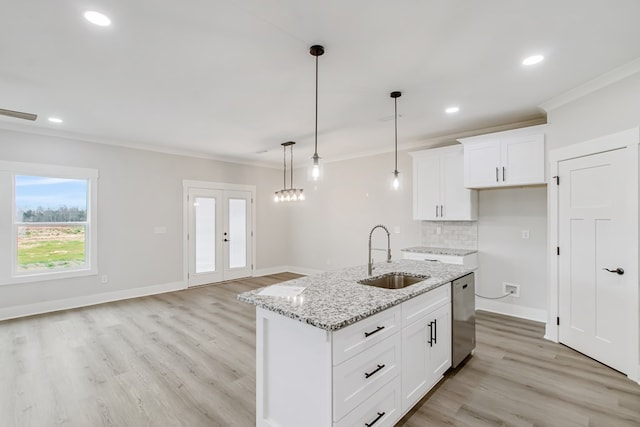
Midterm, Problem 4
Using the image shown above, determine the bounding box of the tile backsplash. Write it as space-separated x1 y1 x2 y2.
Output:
421 221 478 250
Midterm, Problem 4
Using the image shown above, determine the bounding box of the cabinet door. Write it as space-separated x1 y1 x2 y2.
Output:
501 134 545 185
413 154 441 220
440 148 477 220
427 303 452 388
463 140 501 188
401 317 429 412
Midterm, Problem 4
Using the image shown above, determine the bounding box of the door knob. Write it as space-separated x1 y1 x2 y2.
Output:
603 267 624 275
223 238 229 242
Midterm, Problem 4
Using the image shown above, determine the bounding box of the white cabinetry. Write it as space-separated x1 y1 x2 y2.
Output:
459 125 546 188
410 145 478 221
256 284 453 427
401 284 451 412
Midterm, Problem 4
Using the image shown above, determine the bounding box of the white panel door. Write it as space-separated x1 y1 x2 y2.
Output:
558 148 632 373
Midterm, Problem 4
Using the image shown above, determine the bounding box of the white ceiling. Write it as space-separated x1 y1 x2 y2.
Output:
2 0 640 167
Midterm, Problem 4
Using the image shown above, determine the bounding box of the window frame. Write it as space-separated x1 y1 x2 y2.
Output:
0 161 98 285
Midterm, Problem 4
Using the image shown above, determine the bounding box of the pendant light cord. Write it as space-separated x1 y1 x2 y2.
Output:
314 53 319 158
290 144 294 189
394 97 398 172
283 144 287 189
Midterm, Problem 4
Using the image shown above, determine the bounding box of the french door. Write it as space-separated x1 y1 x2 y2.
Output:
186 186 252 286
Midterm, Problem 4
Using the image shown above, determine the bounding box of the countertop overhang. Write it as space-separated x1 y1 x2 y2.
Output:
237 260 474 331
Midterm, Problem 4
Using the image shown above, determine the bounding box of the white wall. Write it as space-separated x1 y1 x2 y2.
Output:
0 128 288 316
476 186 548 321
287 150 421 271
545 71 640 151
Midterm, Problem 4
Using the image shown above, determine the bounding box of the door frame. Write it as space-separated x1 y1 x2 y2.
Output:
182 180 256 286
546 127 639 382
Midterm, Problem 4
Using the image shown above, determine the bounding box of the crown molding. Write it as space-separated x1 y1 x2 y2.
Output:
540 56 640 112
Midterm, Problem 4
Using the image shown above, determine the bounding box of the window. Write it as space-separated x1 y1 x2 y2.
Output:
0 161 98 284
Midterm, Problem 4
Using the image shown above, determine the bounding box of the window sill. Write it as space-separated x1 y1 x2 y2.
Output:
0 267 98 286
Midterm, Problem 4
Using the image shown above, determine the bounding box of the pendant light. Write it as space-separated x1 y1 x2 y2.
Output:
310 45 324 181
274 141 305 203
390 91 402 190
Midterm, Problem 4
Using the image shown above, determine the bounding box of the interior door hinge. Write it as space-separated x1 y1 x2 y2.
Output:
556 247 560 256
556 317 560 326
552 175 559 185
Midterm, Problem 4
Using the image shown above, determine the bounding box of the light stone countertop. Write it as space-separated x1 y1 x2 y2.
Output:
401 246 477 256
237 259 474 331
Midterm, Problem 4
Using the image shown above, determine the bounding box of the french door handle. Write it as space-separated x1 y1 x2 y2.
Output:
223 238 229 242
603 267 624 275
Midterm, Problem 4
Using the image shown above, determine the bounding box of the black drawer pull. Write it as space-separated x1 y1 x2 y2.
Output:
428 321 434 347
365 411 386 427
364 364 385 379
364 325 385 338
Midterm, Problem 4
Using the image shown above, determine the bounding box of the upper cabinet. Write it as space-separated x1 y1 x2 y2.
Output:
458 125 546 189
410 145 478 221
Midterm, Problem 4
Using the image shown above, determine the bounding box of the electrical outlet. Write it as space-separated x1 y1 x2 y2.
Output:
522 230 530 239
101 275 108 284
436 226 442 235
503 282 520 297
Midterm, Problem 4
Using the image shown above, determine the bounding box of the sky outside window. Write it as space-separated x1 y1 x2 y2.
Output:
15 175 88 221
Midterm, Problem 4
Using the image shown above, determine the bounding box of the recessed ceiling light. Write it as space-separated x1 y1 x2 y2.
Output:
445 106 460 114
84 11 111 27
48 117 63 124
522 55 544 66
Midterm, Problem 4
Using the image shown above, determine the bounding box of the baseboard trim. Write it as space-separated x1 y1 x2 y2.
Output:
476 298 547 323
0 281 186 322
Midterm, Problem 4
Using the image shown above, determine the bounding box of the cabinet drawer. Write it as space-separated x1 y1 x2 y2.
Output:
334 375 401 427
333 305 401 366
333 333 401 421
402 284 451 327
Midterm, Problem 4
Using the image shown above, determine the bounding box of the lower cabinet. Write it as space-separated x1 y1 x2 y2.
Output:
256 283 453 427
401 303 451 412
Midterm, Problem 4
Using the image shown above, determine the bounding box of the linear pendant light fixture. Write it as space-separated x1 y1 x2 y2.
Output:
391 91 402 190
274 141 305 202
310 45 324 181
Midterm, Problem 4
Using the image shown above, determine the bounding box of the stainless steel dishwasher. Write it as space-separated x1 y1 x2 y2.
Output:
452 272 476 368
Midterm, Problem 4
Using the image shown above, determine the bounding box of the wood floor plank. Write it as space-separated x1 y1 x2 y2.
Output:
1 274 638 427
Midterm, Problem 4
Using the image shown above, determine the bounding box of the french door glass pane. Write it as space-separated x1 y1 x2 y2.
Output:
195 197 215 273
228 198 247 269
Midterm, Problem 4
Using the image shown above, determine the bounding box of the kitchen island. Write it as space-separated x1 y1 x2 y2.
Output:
238 260 475 427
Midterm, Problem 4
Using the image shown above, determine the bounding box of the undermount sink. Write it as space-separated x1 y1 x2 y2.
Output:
357 272 430 289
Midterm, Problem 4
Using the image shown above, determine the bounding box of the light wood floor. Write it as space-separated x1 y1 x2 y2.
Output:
1 274 638 426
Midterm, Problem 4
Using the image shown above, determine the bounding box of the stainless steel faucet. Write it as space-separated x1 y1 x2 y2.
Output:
368 224 391 275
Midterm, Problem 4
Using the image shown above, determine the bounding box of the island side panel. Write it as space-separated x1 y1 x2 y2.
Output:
256 307 332 427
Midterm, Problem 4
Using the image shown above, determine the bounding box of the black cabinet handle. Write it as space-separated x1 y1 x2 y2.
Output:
364 325 385 338
502 166 506 181
428 321 434 347
440 205 443 217
364 364 385 379
435 205 438 217
365 411 386 427
496 167 499 182
433 318 437 344
603 267 624 275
